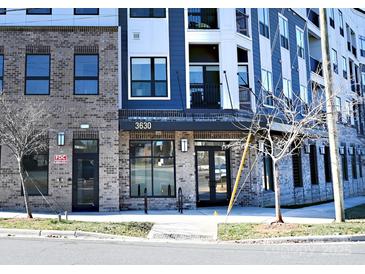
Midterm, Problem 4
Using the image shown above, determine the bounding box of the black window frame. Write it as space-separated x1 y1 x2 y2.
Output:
292 145 303 188
129 140 176 198
329 8 335 28
26 8 52 15
279 15 289 50
263 150 274 191
351 145 357 179
130 57 168 98
21 151 49 197
25 54 51 96
341 144 349 181
0 54 3 92
130 8 166 18
74 8 99 15
0 8 6 15
309 144 319 185
74 54 99 96
324 146 332 183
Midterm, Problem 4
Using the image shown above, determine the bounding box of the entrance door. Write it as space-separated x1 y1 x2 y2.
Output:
195 146 231 206
72 140 99 212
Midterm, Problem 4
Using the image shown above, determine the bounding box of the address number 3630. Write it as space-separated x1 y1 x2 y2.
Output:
134 122 152 130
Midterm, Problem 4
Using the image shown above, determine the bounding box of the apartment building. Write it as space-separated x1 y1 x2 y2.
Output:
0 8 364 212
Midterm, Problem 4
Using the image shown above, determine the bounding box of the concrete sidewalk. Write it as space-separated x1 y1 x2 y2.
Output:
1 196 364 241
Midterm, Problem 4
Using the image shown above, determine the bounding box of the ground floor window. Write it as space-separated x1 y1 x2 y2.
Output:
263 151 274 191
341 144 349 181
292 145 303 187
309 144 319 185
351 145 357 179
130 140 175 197
23 152 49 196
324 146 332 183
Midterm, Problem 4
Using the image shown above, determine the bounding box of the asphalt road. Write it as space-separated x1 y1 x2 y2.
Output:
1 237 365 264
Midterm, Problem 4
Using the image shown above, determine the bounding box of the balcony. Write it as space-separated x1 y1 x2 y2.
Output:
307 9 320 28
190 83 221 109
188 8 218 29
310 57 323 76
236 9 249 37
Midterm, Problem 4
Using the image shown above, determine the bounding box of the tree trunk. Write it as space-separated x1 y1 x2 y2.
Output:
273 161 284 223
18 158 33 218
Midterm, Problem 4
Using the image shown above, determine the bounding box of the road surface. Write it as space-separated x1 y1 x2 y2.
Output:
0 237 365 264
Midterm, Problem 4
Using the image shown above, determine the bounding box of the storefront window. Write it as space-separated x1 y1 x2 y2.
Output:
130 140 175 197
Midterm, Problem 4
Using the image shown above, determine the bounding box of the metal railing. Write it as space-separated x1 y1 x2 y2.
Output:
310 57 323 76
190 83 221 109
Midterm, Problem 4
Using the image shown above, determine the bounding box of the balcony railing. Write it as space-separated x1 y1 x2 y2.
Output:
190 83 221 109
310 57 323 76
236 9 249 37
307 9 320 28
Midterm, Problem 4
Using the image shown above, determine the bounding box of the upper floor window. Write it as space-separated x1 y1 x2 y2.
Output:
338 10 344 36
335 96 342 121
25 55 50 95
236 8 249 37
131 57 167 97
258 8 269 38
331 48 338 74
279 15 289 50
261 69 273 106
362 72 365 91
130 8 166 18
296 27 305 58
0 8 6 15
342 56 348 79
74 54 99 95
188 8 218 29
300 85 308 104
0 55 3 92
282 78 292 99
26 8 52 15
329 8 335 28
360 36 365 57
74 8 99 15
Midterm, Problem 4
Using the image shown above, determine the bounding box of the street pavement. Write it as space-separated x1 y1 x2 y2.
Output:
0 237 364 264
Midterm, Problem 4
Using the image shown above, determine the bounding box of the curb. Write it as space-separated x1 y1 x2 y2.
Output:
226 234 365 245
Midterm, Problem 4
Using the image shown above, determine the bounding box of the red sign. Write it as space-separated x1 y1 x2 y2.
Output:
54 155 68 164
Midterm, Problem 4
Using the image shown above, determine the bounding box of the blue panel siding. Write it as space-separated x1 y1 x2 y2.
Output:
120 8 186 110
250 9 263 101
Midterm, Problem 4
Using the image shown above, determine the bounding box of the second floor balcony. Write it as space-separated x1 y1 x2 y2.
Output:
190 83 221 109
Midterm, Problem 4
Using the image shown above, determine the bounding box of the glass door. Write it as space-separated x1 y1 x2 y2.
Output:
72 140 99 211
196 146 231 206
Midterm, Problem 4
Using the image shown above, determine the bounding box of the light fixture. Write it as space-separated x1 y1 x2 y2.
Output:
80 124 90 129
304 144 311 154
57 132 65 146
319 146 325 155
181 139 188 152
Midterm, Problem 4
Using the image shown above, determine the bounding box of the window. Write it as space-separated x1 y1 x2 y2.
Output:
331 49 338 74
261 69 273 106
342 56 348 79
236 8 249 36
26 9 52 15
74 54 99 95
329 8 335 28
238 65 249 88
292 145 303 187
351 145 357 179
338 10 344 36
360 36 365 57
282 78 292 99
0 8 6 14
296 28 305 58
345 100 353 124
0 55 3 92
130 8 166 18
279 15 289 50
300 85 308 104
25 55 50 95
309 145 319 184
74 8 99 15
359 154 363 178
341 144 349 181
188 8 218 29
362 72 365 92
258 8 269 38
130 140 175 197
324 146 332 183
335 96 342 122
23 152 49 196
131 57 167 98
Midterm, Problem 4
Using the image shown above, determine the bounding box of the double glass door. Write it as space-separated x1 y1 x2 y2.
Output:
195 146 231 206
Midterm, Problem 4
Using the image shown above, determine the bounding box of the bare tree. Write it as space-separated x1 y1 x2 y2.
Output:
231 86 330 223
0 96 51 218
